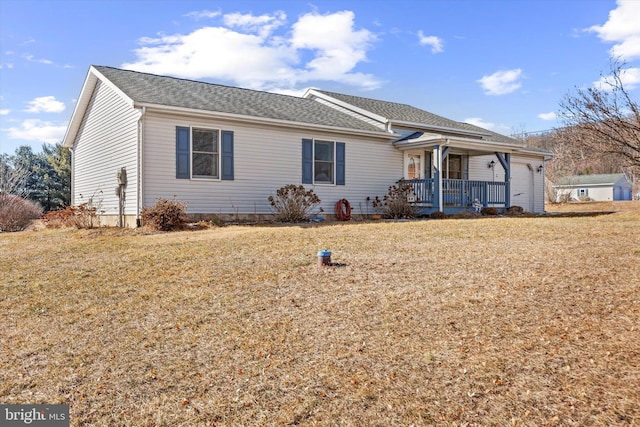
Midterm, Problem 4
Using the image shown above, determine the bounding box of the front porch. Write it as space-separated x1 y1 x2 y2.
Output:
406 178 508 215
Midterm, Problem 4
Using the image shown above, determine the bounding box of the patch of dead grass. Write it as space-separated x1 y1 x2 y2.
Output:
1 214 639 426
546 200 640 213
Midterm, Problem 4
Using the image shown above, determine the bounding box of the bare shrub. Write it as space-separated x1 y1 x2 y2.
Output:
268 184 322 223
42 202 100 229
141 198 187 231
506 205 524 216
481 207 499 216
0 195 43 232
42 207 75 228
429 211 446 220
43 191 102 229
372 180 418 219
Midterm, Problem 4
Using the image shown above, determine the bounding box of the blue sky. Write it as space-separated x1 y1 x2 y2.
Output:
1 0 639 155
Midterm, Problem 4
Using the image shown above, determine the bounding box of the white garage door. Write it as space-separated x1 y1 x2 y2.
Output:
510 163 534 212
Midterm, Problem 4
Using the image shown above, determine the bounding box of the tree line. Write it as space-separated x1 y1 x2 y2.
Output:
0 142 71 212
521 60 639 200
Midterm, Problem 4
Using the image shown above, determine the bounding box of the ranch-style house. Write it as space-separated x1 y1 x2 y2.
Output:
62 65 551 226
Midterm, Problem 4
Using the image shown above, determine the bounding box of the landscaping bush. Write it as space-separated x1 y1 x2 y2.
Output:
42 201 101 229
506 205 524 216
481 207 499 216
429 211 446 219
141 198 187 231
0 195 43 232
372 180 418 219
268 184 322 223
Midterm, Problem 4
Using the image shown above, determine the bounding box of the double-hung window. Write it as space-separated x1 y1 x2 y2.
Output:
176 126 234 180
192 128 219 179
302 139 345 186
314 140 334 184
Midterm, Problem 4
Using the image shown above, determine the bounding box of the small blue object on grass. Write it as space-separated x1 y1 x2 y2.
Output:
317 249 332 267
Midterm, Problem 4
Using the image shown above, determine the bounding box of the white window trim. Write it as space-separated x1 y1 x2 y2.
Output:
190 126 221 180
313 139 336 185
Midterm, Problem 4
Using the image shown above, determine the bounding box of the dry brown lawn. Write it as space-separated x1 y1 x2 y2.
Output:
545 200 640 214
1 209 639 426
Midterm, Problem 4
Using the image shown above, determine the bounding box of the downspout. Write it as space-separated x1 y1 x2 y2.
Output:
69 147 74 206
527 163 535 212
136 106 145 227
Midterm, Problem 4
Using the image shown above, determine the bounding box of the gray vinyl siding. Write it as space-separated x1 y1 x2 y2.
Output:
71 80 139 217
142 111 400 215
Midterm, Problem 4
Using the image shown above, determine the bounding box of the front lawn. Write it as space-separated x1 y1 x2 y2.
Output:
1 212 639 425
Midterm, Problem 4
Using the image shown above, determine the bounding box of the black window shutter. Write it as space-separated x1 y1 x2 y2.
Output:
221 130 234 180
302 139 313 184
176 126 190 179
336 142 345 185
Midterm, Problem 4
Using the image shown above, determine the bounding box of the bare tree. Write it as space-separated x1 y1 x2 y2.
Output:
0 154 30 198
558 59 640 171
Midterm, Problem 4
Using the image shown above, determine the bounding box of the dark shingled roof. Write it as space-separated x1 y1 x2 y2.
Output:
314 89 522 145
93 66 386 134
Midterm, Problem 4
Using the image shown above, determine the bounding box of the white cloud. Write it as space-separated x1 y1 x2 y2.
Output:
593 66 640 90
5 119 67 143
290 11 378 88
24 96 66 113
417 31 443 53
23 53 53 65
538 112 557 121
123 10 380 91
588 0 640 60
224 11 286 38
478 69 523 95
463 117 495 130
184 9 221 20
0 109 10 115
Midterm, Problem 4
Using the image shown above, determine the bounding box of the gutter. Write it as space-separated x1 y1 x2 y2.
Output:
134 102 396 141
391 119 492 138
394 134 553 158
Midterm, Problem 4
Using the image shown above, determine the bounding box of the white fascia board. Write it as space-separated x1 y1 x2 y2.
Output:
304 89 389 126
62 66 135 148
392 119 493 138
513 148 554 159
62 68 97 147
136 102 395 141
91 66 135 109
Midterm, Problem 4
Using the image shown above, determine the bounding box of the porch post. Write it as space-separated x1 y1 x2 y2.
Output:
433 145 443 212
504 153 510 208
495 152 511 209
